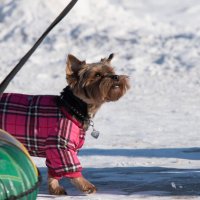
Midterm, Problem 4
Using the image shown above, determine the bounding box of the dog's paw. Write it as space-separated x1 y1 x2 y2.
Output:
70 176 97 194
49 185 67 195
48 176 67 195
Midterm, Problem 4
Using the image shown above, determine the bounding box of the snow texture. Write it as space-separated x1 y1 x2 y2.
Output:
0 0 200 199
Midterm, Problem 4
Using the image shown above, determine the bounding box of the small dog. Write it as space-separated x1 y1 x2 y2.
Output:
0 54 129 195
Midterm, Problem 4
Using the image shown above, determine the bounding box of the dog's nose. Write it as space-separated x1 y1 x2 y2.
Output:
110 75 119 81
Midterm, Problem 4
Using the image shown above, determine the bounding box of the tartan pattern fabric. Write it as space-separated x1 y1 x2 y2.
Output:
0 93 85 179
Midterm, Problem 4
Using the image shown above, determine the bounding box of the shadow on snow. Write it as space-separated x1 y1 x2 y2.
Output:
38 147 200 196
38 166 200 196
80 147 200 160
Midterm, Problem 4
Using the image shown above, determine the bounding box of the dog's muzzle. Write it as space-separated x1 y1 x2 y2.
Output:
104 74 119 81
110 75 119 81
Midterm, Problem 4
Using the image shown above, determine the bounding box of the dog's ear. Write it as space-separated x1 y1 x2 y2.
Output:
107 53 114 63
66 54 86 75
100 53 114 64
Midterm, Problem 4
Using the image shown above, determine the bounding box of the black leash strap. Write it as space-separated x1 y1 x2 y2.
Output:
0 0 78 94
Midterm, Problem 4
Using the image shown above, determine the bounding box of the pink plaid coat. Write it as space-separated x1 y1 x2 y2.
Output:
0 93 85 179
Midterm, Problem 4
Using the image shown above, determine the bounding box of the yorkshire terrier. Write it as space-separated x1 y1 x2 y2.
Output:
0 53 129 195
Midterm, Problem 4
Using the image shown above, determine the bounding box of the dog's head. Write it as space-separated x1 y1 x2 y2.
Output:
66 54 130 105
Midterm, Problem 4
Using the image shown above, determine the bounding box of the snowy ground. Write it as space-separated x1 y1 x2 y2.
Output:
0 0 200 199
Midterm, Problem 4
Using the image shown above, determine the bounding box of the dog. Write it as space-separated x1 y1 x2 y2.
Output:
0 53 130 195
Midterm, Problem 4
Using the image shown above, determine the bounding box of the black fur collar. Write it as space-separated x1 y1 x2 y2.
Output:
57 86 89 123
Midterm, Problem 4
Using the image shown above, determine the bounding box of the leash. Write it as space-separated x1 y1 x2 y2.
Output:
0 0 78 94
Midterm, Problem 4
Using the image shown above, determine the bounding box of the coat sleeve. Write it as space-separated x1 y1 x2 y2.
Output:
46 147 82 179
45 118 83 179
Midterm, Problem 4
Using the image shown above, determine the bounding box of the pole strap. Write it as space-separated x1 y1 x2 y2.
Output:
0 0 78 94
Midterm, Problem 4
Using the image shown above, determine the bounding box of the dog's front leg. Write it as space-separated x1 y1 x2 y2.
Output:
70 176 97 194
48 175 67 195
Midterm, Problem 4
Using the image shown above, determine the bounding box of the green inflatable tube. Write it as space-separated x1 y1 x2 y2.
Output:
0 129 41 200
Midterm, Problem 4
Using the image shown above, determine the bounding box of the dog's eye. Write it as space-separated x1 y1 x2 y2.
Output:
95 73 101 78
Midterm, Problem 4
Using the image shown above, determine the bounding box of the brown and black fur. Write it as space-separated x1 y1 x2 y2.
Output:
49 53 130 195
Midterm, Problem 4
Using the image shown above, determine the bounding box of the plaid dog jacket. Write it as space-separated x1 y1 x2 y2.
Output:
0 93 85 179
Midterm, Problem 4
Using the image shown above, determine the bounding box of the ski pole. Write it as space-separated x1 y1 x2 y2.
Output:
0 0 78 94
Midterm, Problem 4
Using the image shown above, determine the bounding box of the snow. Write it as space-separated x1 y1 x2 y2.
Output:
0 0 200 199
